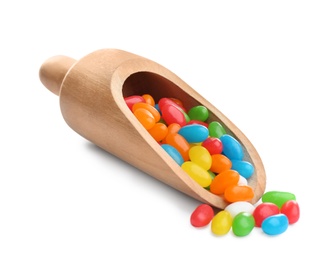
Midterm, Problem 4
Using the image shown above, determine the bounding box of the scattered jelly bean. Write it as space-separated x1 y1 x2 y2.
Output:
252 202 280 227
161 144 184 166
188 146 212 170
178 124 209 143
221 134 244 161
232 212 255 237
224 185 254 203
262 191 296 209
280 200 300 224
261 213 289 235
188 105 209 122
190 204 215 227
211 210 232 236
210 154 232 173
209 169 240 195
231 160 254 179
124 95 145 110
224 201 255 218
133 108 156 130
181 161 212 188
201 137 223 155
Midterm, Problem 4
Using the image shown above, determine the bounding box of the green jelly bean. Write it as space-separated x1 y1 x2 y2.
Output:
188 105 209 122
262 191 296 208
232 212 255 237
208 121 226 138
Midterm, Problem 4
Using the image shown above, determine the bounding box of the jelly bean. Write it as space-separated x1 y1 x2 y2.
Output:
165 133 190 161
125 95 145 110
261 214 289 235
211 210 232 236
167 123 181 135
142 94 155 106
148 122 168 142
161 144 184 166
169 97 186 111
220 134 244 160
238 175 248 186
161 104 187 126
262 191 296 209
190 204 215 227
158 97 187 114
231 160 254 179
201 137 223 155
133 108 156 130
208 121 226 138
210 154 232 173
188 146 212 170
181 161 212 188
280 200 300 224
224 201 255 218
252 202 280 227
232 212 255 237
178 124 209 143
187 120 209 128
188 105 209 122
209 170 240 195
132 102 161 122
224 185 254 202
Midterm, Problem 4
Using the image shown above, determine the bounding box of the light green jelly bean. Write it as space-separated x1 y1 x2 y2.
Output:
262 191 296 208
208 121 227 138
232 212 255 237
188 105 209 121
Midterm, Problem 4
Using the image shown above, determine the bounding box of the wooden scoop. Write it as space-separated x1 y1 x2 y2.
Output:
39 48 266 209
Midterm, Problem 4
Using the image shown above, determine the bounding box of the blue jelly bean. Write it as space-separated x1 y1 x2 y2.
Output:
231 160 254 179
178 124 209 143
261 214 289 235
161 144 184 166
220 134 244 160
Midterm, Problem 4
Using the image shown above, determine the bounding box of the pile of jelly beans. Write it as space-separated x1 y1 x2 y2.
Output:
124 93 300 236
191 191 300 236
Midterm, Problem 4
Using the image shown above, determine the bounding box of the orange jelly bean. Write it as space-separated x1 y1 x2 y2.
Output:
209 169 240 195
142 94 155 106
132 102 161 122
133 108 156 130
210 154 232 174
148 122 168 142
224 185 254 203
165 133 190 161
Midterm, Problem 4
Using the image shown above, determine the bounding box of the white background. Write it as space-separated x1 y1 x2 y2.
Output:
1 1 331 259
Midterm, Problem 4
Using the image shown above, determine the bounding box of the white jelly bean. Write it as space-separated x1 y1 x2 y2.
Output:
224 201 255 218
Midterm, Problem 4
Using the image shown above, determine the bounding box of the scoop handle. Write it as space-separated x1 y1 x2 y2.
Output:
39 55 76 95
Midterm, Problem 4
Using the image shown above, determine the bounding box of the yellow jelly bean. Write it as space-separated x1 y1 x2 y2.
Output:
181 161 212 188
211 210 233 236
189 145 212 170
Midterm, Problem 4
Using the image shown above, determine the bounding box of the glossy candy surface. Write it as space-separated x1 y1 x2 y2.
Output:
208 121 226 138
188 105 209 122
178 124 209 143
281 200 300 224
221 134 244 160
190 204 215 227
232 212 255 237
161 144 184 166
262 191 296 208
181 161 212 188
209 170 240 195
224 185 254 202
252 202 280 227
224 201 255 218
211 210 232 236
201 137 223 155
188 146 212 170
261 214 289 235
231 160 254 179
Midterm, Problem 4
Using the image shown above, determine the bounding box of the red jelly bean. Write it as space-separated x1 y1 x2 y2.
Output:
161 104 187 127
252 202 280 227
124 95 145 110
280 200 300 224
202 137 223 155
190 204 215 227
